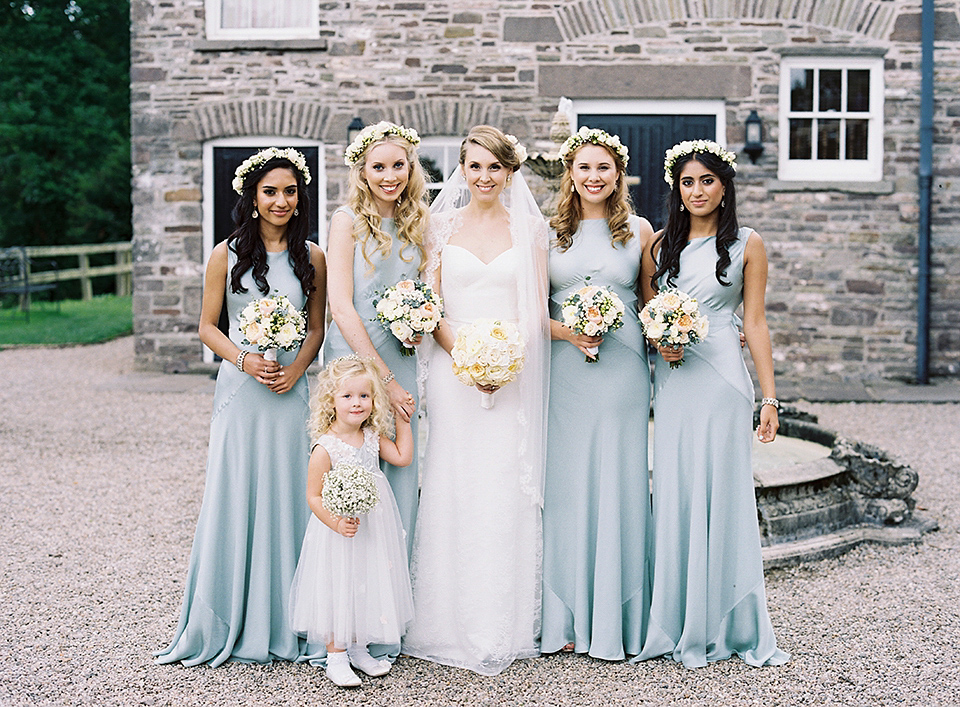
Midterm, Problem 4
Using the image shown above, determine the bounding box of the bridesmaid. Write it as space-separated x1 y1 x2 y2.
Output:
541 128 654 660
156 147 326 666
323 121 429 557
635 139 789 668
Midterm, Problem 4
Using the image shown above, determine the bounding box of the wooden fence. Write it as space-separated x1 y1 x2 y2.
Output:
24 242 132 300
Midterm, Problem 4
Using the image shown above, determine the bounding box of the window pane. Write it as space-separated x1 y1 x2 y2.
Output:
819 70 842 112
845 120 869 160
847 70 871 112
790 69 814 112
221 0 311 29
789 118 812 159
818 119 841 159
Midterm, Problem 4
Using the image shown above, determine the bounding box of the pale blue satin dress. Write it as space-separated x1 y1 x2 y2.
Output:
635 227 789 669
541 217 652 660
322 209 421 558
156 247 317 666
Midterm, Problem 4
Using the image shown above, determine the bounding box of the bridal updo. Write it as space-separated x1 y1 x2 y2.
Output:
459 125 523 173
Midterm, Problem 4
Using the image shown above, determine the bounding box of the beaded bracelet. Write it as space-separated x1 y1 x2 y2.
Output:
761 397 779 409
236 350 248 372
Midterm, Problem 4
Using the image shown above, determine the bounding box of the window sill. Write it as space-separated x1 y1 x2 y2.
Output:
767 179 894 195
195 39 328 52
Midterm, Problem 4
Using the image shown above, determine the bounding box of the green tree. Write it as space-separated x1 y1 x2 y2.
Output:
0 1 130 247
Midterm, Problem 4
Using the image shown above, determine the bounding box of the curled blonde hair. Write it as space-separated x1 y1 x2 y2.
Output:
308 357 394 443
549 142 634 252
347 132 429 273
459 125 522 172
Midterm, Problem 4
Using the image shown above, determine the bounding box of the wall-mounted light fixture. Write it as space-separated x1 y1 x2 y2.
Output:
744 110 764 164
347 117 364 145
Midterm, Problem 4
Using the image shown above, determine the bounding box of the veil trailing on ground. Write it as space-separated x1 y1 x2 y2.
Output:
417 166 550 506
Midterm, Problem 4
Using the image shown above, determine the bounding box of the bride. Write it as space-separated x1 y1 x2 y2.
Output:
402 126 550 675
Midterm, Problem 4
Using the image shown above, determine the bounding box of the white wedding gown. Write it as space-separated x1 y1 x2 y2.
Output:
402 242 542 675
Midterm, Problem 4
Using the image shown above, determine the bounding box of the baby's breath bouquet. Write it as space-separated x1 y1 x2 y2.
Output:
639 288 709 369
321 462 380 519
451 319 525 409
238 293 307 361
373 279 444 356
560 283 625 363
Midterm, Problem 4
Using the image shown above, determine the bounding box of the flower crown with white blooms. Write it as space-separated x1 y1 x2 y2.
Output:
344 121 421 166
558 126 629 166
663 140 737 187
232 147 311 195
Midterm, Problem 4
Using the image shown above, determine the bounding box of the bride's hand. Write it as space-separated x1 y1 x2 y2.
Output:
657 342 684 363
476 383 499 394
387 379 415 423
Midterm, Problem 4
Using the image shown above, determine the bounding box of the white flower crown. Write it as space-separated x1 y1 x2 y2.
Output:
344 121 421 166
232 147 311 195
504 134 528 165
663 140 737 187
557 126 629 166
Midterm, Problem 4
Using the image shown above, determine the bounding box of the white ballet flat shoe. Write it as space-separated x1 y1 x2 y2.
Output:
347 645 391 677
326 651 361 687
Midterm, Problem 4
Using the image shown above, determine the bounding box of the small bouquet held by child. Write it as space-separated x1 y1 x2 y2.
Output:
238 293 307 361
373 279 444 356
560 283 625 363
321 461 380 519
639 288 709 369
451 319 526 409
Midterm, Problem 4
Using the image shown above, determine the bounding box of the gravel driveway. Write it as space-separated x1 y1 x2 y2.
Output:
1 337 958 706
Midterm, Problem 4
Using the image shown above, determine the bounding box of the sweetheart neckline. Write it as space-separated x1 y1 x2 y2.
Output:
444 243 515 267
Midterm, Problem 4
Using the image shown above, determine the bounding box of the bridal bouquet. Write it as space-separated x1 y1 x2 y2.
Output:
560 283 625 363
451 319 525 409
639 288 709 369
238 293 307 361
321 461 380 519
374 279 444 356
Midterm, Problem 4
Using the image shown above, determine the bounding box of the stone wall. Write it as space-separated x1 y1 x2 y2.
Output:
131 0 960 384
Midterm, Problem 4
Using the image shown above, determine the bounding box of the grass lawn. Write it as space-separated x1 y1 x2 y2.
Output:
0 295 133 347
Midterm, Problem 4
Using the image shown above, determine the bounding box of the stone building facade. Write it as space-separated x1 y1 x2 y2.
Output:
131 0 960 385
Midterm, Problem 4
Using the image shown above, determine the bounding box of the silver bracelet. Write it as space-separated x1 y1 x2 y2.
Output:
761 397 779 409
236 350 248 372
382 372 395 385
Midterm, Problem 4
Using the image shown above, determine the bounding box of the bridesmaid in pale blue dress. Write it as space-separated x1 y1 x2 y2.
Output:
156 148 326 666
323 122 429 558
541 129 655 660
635 140 789 668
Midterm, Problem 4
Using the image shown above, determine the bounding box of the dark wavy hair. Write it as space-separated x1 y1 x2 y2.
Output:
650 150 739 290
228 156 316 297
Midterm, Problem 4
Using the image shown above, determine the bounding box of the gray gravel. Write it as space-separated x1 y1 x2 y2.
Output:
1 337 958 706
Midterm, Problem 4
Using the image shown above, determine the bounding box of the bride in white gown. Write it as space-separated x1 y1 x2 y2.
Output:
403 126 550 675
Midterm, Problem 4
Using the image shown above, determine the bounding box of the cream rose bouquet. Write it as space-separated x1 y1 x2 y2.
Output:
639 288 709 369
321 461 380 519
373 279 444 356
450 319 525 409
560 283 625 363
237 293 307 361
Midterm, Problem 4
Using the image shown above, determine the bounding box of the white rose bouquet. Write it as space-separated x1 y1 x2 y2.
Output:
560 282 625 363
639 288 709 369
321 461 380 519
373 279 444 356
450 319 526 409
237 293 307 361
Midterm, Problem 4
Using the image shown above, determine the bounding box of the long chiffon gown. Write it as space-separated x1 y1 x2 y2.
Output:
402 243 541 676
322 209 421 559
155 248 316 667
541 217 652 660
636 227 789 669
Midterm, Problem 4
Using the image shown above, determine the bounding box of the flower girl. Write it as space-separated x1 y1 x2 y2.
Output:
289 356 414 687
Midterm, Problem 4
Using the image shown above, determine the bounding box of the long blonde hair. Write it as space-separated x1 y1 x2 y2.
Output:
550 142 634 252
307 357 394 443
347 133 428 272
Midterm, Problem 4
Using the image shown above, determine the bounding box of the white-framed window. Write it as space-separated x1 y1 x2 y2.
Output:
418 137 463 203
778 56 884 181
205 0 319 41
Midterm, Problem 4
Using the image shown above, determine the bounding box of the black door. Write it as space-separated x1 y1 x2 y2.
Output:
578 114 716 230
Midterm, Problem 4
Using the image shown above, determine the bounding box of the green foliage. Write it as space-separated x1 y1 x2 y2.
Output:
0 1 131 248
0 294 132 346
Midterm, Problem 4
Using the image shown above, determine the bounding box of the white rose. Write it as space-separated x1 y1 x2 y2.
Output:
646 322 666 340
390 320 414 342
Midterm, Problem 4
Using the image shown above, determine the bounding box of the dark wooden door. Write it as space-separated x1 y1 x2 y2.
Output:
578 114 716 230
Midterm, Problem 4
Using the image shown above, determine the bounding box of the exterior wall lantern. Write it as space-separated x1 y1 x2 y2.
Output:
347 117 365 145
743 110 764 164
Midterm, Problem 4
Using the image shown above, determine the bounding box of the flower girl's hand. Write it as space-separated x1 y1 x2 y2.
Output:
336 517 359 538
387 380 415 423
657 342 684 363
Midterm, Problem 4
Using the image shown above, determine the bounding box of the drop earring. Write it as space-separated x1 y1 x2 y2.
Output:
294 208 299 216
680 203 685 212
252 207 259 218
